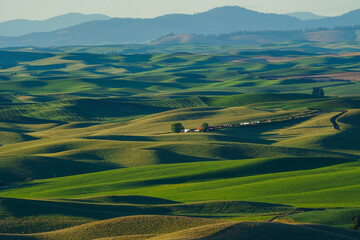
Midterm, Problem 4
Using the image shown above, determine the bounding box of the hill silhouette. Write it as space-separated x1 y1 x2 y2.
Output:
0 13 111 37
2 6 360 47
286 12 326 21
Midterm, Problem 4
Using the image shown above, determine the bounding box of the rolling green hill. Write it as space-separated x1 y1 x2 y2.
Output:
0 43 360 238
0 96 358 183
1 46 360 97
1 156 358 208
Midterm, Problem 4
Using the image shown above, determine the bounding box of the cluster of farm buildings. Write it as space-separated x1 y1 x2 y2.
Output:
182 116 301 133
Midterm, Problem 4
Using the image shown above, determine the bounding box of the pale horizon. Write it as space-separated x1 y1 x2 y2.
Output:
1 0 360 22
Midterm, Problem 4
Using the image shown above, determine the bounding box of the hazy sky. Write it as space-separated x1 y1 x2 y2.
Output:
1 0 360 22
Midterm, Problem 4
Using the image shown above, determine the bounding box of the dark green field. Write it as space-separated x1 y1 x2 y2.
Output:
0 42 359 239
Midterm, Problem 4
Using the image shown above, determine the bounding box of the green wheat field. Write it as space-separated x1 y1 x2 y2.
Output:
0 42 359 239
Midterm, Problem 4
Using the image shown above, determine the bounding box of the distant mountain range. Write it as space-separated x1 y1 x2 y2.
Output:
0 13 111 37
286 12 326 21
153 26 360 45
1 6 360 47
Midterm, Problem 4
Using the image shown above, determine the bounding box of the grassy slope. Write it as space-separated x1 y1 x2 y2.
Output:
151 221 360 240
0 196 295 234
0 94 328 123
1 47 360 96
1 156 359 208
1 44 360 238
0 94 358 183
289 208 360 229
0 215 221 240
0 216 359 240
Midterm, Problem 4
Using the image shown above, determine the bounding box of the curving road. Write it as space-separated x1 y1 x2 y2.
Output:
330 111 347 130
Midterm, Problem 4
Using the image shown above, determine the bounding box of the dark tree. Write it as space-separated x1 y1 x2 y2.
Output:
312 87 318 95
0 180 3 187
312 87 325 96
171 122 185 133
201 123 209 132
353 214 360 230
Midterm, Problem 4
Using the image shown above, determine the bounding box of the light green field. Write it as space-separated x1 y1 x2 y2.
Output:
1 156 358 208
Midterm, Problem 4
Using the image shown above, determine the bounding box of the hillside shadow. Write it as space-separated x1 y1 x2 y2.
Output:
157 57 188 64
0 76 10 81
63 53 119 65
144 148 216 164
18 81 48 88
83 78 152 89
38 76 69 81
173 73 218 84
174 78 212 84
25 64 68 71
0 197 173 220
169 91 239 96
320 128 360 151
0 115 63 124
124 66 153 73
85 135 154 142
0 156 118 183
134 156 355 188
69 195 180 205
0 197 297 222
41 71 70 75
175 73 207 79
325 56 360 65
0 97 13 103
82 77 187 91
63 99 171 119
164 64 216 73
216 118 311 145
234 82 257 87
168 200 295 217
206 134 275 145
0 51 53 69
123 54 153 63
